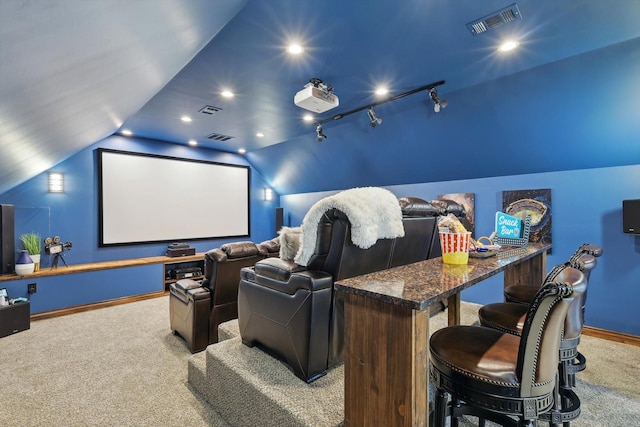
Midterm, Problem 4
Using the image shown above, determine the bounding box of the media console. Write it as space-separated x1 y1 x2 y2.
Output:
0 254 205 317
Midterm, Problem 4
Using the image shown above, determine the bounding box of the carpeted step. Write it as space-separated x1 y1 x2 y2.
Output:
190 336 343 427
218 319 240 342
187 351 208 398
187 303 484 426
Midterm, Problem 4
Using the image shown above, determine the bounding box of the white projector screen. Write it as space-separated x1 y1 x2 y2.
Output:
98 149 250 246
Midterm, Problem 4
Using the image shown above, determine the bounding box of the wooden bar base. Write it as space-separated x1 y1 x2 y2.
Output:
343 293 429 426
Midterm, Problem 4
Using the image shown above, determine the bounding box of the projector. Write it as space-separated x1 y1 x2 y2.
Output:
294 83 339 113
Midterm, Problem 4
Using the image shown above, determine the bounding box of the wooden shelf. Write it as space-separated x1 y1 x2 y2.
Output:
0 253 205 282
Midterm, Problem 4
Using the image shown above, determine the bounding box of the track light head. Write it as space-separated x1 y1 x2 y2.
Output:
429 88 447 113
316 124 327 141
367 107 383 127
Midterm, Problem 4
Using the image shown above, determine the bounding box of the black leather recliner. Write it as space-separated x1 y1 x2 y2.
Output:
170 239 279 353
237 197 454 382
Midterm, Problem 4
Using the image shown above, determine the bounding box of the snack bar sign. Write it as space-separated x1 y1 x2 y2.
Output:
495 212 522 239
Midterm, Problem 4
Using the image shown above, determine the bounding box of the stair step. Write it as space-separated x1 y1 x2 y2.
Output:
188 336 343 426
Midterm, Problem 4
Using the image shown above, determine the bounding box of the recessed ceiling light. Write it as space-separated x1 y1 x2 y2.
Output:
375 86 389 96
256 132 264 138
499 40 520 52
188 139 198 146
287 44 304 55
181 116 192 122
121 129 133 136
221 90 234 98
303 114 314 122
238 148 246 154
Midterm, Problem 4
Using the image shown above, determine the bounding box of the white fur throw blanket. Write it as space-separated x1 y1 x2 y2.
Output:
294 187 405 266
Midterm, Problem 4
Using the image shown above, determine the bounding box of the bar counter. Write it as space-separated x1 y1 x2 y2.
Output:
335 243 551 427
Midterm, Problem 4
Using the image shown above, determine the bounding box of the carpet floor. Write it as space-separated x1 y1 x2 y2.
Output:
0 296 638 426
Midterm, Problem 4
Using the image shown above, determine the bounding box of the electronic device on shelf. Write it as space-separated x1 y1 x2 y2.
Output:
171 266 202 280
166 242 196 257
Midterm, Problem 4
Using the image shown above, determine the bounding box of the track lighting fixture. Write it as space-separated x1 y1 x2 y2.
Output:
429 87 448 113
316 124 327 141
367 107 382 127
309 80 445 139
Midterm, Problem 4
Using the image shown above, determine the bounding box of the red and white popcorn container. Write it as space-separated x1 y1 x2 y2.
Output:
439 231 472 264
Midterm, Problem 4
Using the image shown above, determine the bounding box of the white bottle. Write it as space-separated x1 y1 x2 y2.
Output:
0 295 6 306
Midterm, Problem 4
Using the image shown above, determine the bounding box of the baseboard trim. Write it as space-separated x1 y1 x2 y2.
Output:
30 291 167 321
30 295 640 348
582 325 640 347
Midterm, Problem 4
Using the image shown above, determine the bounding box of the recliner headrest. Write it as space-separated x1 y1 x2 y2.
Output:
257 238 280 255
220 241 260 259
398 197 439 217
428 198 466 218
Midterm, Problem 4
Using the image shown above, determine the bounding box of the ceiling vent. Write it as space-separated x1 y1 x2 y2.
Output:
199 105 223 115
466 3 522 36
205 132 235 142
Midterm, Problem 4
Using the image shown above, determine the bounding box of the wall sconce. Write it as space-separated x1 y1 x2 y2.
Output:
48 172 64 193
263 187 274 201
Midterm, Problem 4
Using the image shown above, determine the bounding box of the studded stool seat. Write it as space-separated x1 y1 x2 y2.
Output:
430 282 574 427
479 266 587 425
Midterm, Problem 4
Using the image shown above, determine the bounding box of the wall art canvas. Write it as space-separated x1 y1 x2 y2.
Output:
502 188 552 251
438 192 475 236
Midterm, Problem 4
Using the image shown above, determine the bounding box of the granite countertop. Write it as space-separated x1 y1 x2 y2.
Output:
335 243 551 311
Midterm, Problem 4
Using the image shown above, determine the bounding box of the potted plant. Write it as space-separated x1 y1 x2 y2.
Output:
19 232 42 272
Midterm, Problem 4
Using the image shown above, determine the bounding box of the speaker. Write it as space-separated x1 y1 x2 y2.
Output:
0 204 15 275
275 207 284 236
623 199 640 235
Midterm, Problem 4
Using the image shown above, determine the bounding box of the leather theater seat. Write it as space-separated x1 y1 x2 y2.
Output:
237 193 459 382
170 239 279 353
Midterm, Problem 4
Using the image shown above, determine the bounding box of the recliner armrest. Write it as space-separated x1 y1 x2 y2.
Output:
241 257 333 295
175 278 202 292
170 280 209 304
253 257 306 281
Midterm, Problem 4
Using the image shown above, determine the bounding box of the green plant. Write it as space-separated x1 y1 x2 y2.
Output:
19 232 42 255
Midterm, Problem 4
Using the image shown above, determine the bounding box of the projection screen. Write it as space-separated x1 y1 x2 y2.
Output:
98 149 250 246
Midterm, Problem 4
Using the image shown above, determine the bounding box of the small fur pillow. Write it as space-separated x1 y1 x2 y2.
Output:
278 226 302 261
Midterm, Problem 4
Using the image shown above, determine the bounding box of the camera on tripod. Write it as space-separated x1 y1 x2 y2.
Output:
44 236 73 255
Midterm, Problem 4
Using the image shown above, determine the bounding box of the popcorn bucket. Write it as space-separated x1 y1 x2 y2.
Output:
439 231 472 265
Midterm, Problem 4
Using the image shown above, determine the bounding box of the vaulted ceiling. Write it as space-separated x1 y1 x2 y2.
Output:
2 0 640 195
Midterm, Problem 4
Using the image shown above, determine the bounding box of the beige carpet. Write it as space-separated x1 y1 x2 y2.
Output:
0 296 230 427
0 296 638 426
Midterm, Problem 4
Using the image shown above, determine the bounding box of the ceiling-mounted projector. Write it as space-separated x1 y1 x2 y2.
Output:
294 79 339 113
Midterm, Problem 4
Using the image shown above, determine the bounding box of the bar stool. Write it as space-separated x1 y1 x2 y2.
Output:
430 282 574 427
504 249 599 380
478 266 587 426
504 243 602 304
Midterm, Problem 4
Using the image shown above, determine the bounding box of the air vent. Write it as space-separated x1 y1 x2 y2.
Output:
205 132 235 142
199 105 223 115
466 3 522 36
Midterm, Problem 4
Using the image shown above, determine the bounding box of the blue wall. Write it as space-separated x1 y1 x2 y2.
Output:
248 38 640 195
0 135 279 312
279 164 640 335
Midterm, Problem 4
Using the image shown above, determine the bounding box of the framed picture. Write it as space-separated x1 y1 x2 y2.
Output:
502 188 552 251
439 192 475 236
